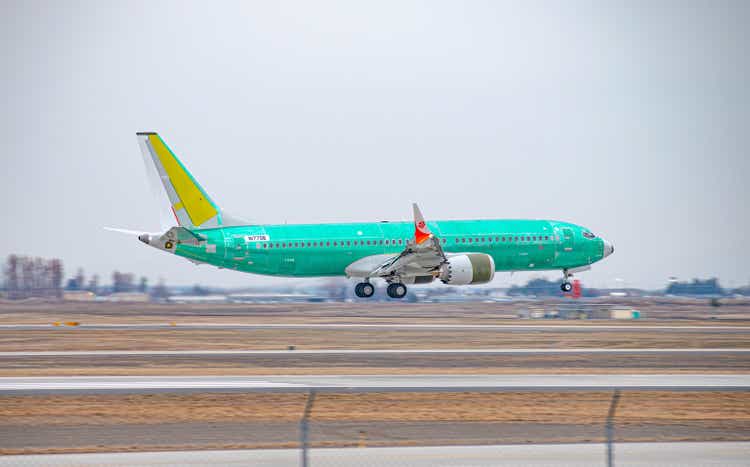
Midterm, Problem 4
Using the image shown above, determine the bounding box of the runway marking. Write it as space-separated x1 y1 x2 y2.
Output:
1 374 749 393
1 442 748 466
1 348 749 357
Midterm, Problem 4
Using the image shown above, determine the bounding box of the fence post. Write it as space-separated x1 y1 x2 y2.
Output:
300 390 317 467
606 389 622 467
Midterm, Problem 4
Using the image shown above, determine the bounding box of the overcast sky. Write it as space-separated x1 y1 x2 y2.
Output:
1 1 748 289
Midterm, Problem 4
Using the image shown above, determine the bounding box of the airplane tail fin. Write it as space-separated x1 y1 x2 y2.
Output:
137 132 223 229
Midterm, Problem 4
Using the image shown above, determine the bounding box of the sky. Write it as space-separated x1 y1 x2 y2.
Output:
1 1 748 290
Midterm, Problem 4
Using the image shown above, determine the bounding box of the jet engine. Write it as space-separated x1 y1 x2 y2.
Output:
439 254 495 285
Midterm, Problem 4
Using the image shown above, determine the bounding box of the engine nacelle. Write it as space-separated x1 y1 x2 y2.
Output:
439 254 495 285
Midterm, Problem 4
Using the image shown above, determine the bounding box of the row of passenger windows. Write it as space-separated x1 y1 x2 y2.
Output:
263 239 408 249
455 235 560 243
259 235 559 249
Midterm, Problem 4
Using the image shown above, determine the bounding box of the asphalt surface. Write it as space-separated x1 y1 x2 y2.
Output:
8 351 747 374
2 323 749 332
2 442 749 466
3 348 749 357
2 374 749 394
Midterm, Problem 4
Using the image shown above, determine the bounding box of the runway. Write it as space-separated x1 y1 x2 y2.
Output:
2 347 748 357
1 323 748 332
2 374 749 394
2 442 748 466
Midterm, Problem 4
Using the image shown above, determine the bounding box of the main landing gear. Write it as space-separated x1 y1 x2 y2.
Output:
386 282 407 299
353 281 408 299
560 269 573 292
354 282 375 298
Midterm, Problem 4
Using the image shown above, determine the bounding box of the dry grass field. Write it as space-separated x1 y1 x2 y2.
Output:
1 391 748 454
4 328 750 352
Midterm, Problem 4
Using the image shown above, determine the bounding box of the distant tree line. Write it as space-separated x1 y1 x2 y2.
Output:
2 255 158 300
3 255 63 299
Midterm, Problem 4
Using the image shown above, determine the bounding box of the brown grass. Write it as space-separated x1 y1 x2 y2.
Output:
3 328 750 351
2 391 748 426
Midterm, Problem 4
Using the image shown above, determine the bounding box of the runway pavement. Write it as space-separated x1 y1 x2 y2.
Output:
1 323 748 331
2 374 749 394
2 442 748 466
2 347 748 357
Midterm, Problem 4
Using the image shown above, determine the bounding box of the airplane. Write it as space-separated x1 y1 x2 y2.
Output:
125 132 614 299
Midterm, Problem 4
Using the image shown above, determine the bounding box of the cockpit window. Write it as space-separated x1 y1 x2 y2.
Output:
582 231 596 239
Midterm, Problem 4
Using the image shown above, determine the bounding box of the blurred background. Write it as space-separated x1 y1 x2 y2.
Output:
2 0 749 293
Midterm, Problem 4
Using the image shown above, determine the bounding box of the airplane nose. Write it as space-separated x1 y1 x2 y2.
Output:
602 239 614 258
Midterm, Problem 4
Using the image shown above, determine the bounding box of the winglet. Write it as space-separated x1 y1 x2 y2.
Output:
413 203 432 244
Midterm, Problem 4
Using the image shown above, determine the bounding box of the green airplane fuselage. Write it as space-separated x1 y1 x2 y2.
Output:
174 219 605 277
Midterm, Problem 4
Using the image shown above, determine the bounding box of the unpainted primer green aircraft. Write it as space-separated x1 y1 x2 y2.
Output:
118 132 614 299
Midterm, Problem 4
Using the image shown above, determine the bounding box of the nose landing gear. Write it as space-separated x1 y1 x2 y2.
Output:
560 269 573 293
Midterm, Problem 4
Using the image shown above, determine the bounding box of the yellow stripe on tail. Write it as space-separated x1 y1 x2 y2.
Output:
137 132 221 229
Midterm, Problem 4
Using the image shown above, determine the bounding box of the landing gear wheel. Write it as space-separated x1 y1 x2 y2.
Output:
561 282 572 293
386 283 407 299
164 241 174 250
355 282 375 298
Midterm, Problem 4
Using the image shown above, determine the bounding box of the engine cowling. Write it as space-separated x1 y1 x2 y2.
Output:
439 254 495 285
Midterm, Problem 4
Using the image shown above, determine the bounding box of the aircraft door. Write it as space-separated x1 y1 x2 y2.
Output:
561 228 575 252
246 232 270 273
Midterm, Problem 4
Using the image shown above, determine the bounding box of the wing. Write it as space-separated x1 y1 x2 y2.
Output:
345 204 447 280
